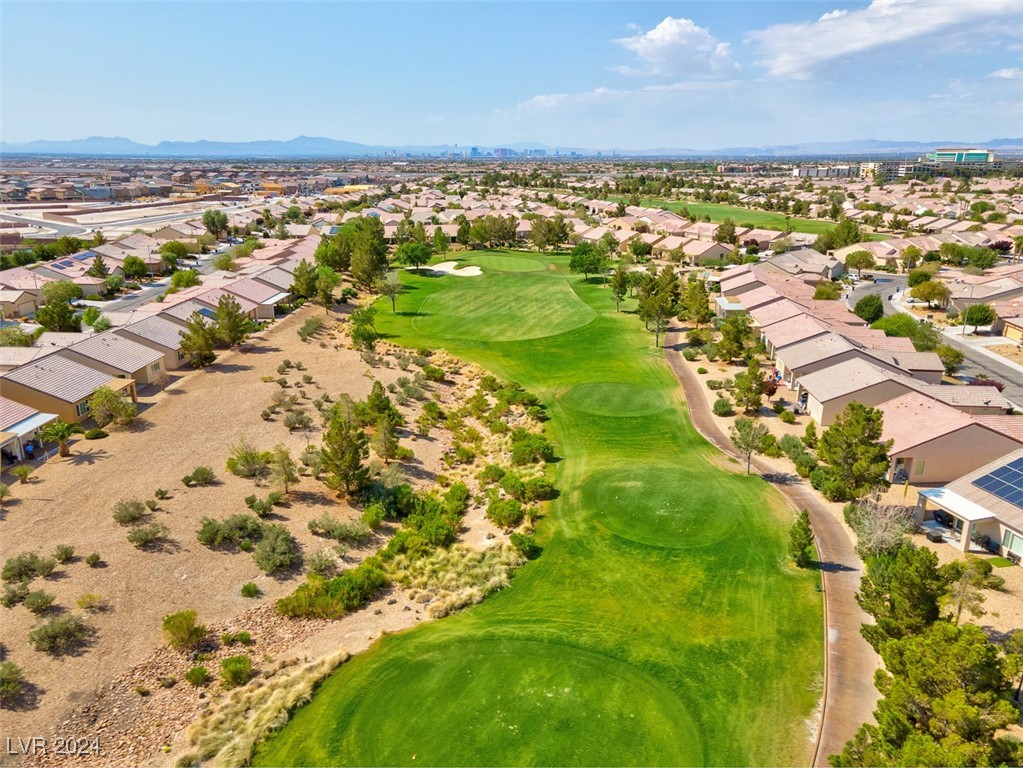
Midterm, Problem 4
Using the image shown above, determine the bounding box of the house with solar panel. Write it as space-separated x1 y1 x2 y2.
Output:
914 448 1023 564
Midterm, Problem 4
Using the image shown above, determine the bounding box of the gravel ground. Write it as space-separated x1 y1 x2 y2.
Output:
0 304 455 759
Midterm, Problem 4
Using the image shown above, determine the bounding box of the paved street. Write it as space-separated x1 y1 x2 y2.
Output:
844 271 908 316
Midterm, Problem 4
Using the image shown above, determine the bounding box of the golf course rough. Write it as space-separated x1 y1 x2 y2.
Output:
254 250 824 767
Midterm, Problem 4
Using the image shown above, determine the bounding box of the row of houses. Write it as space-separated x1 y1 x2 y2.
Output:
713 262 1023 563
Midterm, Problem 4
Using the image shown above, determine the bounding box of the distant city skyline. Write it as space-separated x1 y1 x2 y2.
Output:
3 1 1022 149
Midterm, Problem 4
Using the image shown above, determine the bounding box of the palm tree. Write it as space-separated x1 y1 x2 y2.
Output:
40 420 85 457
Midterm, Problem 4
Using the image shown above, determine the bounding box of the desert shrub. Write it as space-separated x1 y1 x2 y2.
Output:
759 433 784 458
163 610 206 650
240 582 261 598
809 466 833 491
298 316 323 342
84 428 108 440
53 545 75 564
76 593 107 612
226 440 270 478
127 523 169 549
245 492 283 518
361 504 386 529
23 590 56 614
697 367 708 374
509 532 542 559
2 552 57 582
154 488 169 500
523 477 556 502
686 328 712 346
276 561 388 619
510 430 554 465
112 499 146 525
28 615 90 655
779 410 796 424
220 655 253 689
422 365 446 382
85 553 102 567
145 499 159 512
706 379 723 390
305 549 337 577
682 348 699 361
703 344 719 361
772 401 786 414
712 397 733 417
1 582 30 607
779 434 804 460
795 454 818 478
500 473 526 501
183 466 216 487
198 515 265 550
478 464 506 485
253 525 299 574
283 410 313 432
0 661 25 700
185 666 210 687
487 499 525 530
308 515 372 544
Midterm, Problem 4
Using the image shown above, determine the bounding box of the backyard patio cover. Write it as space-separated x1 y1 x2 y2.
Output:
920 487 996 522
7 412 57 438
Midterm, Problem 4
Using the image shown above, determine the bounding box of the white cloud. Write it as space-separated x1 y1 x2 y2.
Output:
990 67 1023 79
613 16 736 77
747 0 1022 79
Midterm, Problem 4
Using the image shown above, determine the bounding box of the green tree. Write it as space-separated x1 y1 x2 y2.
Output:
844 250 875 277
853 294 884 324
681 279 714 328
788 509 814 568
320 415 370 497
36 299 81 333
269 444 299 495
814 280 842 300
432 227 450 253
347 218 389 287
213 294 249 347
171 269 201 289
638 289 675 348
610 266 629 311
714 217 737 245
941 557 988 625
122 255 148 280
733 358 765 413
179 312 217 368
86 255 109 278
160 240 189 261
393 241 432 272
962 303 997 331
39 419 85 457
910 280 951 308
568 242 606 281
315 267 342 313
290 259 317 299
202 209 228 237
371 416 398 464
376 272 401 312
41 280 83 305
857 546 945 650
88 386 137 427
730 417 769 474
871 313 940 351
717 312 754 363
936 344 964 375
818 403 892 500
814 218 863 252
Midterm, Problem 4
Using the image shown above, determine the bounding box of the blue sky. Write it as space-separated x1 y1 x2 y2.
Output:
2 0 1022 149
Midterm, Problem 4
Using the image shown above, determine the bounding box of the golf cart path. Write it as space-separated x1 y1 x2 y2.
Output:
663 325 880 767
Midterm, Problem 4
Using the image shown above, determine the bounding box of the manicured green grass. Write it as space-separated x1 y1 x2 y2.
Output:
987 556 1015 568
254 251 823 767
467 249 549 272
628 197 837 235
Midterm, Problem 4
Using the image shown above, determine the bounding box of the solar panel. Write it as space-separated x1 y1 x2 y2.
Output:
973 458 1023 510
51 264 66 270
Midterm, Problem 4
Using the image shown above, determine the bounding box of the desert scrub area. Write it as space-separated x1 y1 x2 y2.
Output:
0 301 550 766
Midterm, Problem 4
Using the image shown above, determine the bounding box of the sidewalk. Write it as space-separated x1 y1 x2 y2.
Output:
939 326 1023 376
663 326 880 767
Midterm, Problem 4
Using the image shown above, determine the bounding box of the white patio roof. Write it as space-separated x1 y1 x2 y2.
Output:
920 487 996 522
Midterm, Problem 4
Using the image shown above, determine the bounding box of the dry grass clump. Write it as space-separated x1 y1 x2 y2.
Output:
387 545 524 618
175 651 349 768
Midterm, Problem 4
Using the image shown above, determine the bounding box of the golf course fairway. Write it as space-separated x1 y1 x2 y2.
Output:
254 251 823 767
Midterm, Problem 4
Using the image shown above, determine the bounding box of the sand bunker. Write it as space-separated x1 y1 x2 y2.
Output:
423 261 482 277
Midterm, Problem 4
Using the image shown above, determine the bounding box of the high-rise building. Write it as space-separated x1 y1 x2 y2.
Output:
924 148 995 165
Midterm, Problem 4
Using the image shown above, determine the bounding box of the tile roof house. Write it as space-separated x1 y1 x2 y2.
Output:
0 352 135 423
0 395 58 461
879 392 1023 483
114 315 188 371
55 332 166 386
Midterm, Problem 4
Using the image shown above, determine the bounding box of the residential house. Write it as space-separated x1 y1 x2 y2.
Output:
0 352 136 423
55 332 166 386
0 289 37 318
0 396 57 462
114 315 188 371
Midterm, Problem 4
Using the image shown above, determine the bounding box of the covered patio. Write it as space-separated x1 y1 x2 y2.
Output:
914 487 998 554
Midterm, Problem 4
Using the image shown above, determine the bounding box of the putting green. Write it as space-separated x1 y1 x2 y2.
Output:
582 466 742 549
412 274 596 342
562 381 670 418
263 635 702 767
468 253 548 272
256 251 823 767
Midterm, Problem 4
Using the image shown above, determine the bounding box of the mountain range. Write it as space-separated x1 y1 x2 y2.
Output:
2 135 1022 159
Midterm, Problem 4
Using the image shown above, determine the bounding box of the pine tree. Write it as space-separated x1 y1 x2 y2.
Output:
179 312 217 368
819 403 893 499
290 260 317 299
610 266 629 311
788 509 814 568
371 417 398 464
734 358 766 414
269 444 299 495
214 294 249 347
320 415 369 497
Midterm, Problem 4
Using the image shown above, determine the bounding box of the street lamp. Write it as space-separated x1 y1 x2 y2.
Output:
960 283 975 337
